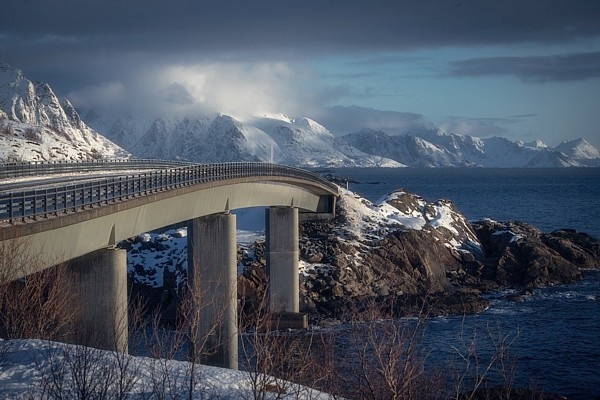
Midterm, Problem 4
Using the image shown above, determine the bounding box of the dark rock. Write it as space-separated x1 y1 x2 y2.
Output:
471 220 590 287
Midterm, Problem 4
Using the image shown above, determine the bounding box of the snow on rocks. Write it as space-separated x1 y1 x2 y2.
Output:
337 187 483 255
124 228 189 289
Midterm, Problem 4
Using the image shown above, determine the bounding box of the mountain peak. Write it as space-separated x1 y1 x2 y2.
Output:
554 138 600 160
0 63 24 87
0 65 129 162
521 139 549 149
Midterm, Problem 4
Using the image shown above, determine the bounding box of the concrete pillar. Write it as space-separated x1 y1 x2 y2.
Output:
187 213 238 370
66 247 128 353
266 207 299 313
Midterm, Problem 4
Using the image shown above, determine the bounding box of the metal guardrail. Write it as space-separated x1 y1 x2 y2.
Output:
0 158 194 179
0 161 338 225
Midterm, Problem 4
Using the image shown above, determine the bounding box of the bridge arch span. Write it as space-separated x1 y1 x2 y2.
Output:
0 161 338 368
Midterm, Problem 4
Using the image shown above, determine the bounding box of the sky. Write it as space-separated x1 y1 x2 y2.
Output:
2 0 600 148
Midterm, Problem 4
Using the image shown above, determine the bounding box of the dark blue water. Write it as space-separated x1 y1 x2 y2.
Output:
422 272 600 399
329 168 600 399
331 167 600 239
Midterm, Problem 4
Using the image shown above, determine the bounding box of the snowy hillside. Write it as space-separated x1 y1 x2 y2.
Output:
0 64 129 162
0 339 331 399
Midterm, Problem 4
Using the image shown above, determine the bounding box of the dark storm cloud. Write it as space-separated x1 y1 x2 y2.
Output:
2 0 599 129
449 52 600 82
3 0 600 62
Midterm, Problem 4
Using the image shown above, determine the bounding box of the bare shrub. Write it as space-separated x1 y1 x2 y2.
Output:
316 299 444 400
32 340 143 400
238 292 332 400
135 276 229 399
0 240 76 342
30 293 148 399
449 322 525 400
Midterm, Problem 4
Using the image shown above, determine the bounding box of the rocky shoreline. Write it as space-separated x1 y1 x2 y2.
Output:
237 189 600 322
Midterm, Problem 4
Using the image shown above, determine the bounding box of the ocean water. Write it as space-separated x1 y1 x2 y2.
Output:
328 167 600 399
331 167 600 239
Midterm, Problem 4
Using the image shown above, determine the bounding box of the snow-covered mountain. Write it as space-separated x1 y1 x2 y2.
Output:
0 63 129 162
553 138 600 166
99 112 402 167
339 128 600 168
96 108 599 168
252 115 402 167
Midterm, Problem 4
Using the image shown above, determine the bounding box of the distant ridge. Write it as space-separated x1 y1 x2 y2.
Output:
2 62 599 167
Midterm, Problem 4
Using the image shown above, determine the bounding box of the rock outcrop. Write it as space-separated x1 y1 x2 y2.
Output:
471 220 599 288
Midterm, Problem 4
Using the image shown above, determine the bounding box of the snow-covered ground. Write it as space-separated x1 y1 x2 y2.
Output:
0 339 333 399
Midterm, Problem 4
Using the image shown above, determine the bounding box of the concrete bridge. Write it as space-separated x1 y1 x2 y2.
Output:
0 160 338 369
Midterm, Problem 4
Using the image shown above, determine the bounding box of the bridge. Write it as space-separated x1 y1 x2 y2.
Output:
0 159 338 369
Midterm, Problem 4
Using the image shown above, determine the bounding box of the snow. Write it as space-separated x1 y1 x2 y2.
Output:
137 233 152 242
492 229 524 243
0 339 333 399
334 188 481 253
554 138 600 160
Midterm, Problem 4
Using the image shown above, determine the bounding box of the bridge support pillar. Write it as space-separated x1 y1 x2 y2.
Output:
66 247 128 353
187 213 238 370
266 207 301 322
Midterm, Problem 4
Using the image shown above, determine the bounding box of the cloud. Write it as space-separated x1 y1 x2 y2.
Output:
65 62 313 122
163 83 195 106
67 82 126 110
438 114 537 139
315 105 434 135
449 52 600 82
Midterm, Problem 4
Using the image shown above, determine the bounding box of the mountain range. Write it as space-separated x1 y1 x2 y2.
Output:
1 63 599 167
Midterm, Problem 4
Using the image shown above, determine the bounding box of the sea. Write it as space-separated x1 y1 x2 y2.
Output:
327 167 600 399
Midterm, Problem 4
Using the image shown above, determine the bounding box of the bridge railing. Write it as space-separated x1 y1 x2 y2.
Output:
0 158 194 179
0 161 338 225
